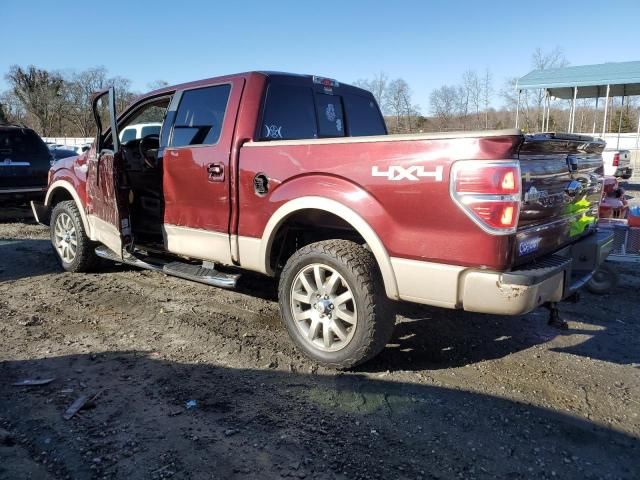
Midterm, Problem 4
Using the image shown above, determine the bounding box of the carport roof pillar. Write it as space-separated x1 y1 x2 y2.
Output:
602 84 610 137
515 89 522 129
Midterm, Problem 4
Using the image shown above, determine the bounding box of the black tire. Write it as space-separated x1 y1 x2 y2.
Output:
621 174 631 180
586 263 619 295
278 239 395 369
50 200 98 272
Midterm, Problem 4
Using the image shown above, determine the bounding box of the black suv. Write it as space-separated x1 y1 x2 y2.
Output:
0 124 52 204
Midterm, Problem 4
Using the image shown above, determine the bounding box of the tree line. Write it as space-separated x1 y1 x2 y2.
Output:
1 48 638 137
0 65 167 137
357 47 638 135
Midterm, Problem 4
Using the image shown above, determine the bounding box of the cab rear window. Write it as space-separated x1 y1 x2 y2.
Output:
0 128 50 162
259 82 385 141
343 93 385 137
260 84 317 140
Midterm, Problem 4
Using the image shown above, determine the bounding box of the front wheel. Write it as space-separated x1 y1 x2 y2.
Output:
278 240 395 369
50 200 98 272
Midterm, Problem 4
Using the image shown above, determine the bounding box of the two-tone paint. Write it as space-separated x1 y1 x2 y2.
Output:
41 71 608 313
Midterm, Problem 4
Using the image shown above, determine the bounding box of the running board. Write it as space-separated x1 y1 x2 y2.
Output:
94 246 240 289
162 262 239 288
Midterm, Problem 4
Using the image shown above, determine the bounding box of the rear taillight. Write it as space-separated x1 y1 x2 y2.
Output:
612 153 620 167
450 160 521 235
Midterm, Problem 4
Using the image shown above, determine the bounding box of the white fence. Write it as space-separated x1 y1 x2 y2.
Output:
577 132 640 150
42 137 93 146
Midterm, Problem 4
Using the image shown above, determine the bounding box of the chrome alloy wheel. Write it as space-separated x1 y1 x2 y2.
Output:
290 263 357 352
53 212 77 264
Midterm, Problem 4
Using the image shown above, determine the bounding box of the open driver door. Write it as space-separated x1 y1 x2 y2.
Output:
86 87 132 259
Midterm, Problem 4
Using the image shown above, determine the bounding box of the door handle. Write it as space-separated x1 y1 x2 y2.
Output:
207 163 224 182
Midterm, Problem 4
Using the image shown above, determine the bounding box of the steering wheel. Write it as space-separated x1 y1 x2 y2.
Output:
139 134 160 168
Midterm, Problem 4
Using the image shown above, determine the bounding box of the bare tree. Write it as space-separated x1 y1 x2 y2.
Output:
462 70 481 128
147 80 170 91
481 68 493 128
65 67 110 137
430 85 458 130
386 79 407 132
0 91 26 125
109 76 135 113
531 47 569 130
353 72 389 113
385 78 420 133
5 65 65 136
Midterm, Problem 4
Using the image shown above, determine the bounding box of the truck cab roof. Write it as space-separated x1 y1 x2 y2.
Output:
143 71 372 101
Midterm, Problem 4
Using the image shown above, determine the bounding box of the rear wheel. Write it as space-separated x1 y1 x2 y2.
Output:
278 240 395 369
50 200 98 272
586 263 618 295
621 174 632 180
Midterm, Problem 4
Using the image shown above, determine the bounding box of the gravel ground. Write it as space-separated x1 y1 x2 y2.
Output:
0 198 639 480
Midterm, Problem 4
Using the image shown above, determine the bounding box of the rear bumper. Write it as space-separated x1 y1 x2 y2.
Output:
615 166 633 177
392 230 614 315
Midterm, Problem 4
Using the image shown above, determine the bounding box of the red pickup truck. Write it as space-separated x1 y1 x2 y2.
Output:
32 71 613 368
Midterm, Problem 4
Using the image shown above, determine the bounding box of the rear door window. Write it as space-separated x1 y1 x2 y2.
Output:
0 128 50 165
171 84 231 147
260 84 317 140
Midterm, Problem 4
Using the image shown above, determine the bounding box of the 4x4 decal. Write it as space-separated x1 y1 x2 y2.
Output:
372 165 443 182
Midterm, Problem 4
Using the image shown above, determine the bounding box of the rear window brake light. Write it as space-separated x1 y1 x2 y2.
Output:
313 76 340 88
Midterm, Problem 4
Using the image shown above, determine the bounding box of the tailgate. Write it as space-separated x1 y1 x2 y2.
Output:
618 149 631 168
514 133 605 265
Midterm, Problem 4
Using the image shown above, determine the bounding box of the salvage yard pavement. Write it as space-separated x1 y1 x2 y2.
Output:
0 208 638 479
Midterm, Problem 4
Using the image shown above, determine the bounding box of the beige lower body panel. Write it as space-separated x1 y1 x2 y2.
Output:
391 257 464 309
87 214 122 256
391 256 564 315
162 225 232 265
237 236 264 273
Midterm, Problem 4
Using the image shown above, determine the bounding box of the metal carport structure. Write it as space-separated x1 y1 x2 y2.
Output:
515 60 640 148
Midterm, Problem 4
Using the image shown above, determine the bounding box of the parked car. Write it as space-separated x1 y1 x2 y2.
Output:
602 149 633 179
50 148 79 162
31 72 613 368
1 124 52 204
119 122 161 143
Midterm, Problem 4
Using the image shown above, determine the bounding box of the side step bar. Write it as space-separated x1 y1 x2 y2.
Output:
162 262 239 288
95 246 240 289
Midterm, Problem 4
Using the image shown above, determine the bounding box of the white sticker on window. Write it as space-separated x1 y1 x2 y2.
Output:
325 104 336 122
264 124 283 139
336 118 343 132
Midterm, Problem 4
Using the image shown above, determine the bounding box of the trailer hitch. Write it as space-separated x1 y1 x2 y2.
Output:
544 302 569 330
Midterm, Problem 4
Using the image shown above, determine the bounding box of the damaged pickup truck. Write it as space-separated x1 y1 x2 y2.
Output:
32 72 613 368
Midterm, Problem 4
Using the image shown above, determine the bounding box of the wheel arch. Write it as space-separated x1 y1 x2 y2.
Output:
45 180 92 237
259 196 399 300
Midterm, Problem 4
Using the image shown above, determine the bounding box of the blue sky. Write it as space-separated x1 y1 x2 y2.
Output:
3 0 639 112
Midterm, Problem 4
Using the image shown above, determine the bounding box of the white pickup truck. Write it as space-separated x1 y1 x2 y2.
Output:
602 149 633 179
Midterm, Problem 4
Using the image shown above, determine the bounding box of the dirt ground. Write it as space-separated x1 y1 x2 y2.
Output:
1 201 639 479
